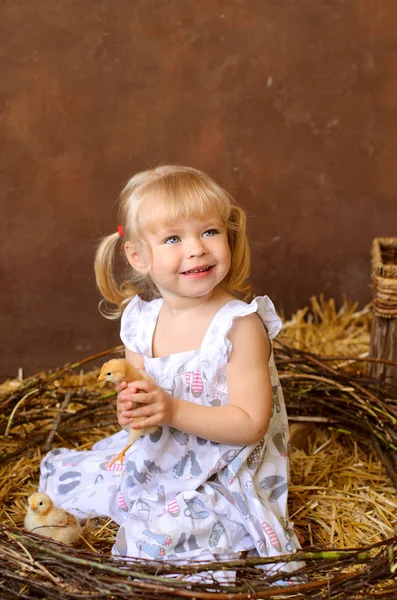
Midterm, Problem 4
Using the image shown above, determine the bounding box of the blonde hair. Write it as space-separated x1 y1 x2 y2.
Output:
95 165 252 318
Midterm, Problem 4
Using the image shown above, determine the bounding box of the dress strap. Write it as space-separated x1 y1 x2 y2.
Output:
120 296 163 355
200 296 282 363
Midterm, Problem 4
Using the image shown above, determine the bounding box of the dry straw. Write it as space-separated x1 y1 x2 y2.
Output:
0 296 396 599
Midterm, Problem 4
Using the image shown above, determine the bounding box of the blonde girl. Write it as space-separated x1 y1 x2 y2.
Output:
39 165 300 576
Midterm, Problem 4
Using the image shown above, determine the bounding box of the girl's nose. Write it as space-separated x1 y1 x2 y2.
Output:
187 237 207 257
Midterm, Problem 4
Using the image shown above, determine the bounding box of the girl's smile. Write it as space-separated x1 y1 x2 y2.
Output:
181 265 214 276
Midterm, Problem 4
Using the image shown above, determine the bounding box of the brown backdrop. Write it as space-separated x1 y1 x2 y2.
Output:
1 1 396 376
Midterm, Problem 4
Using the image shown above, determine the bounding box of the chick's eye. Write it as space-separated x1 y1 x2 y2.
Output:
164 235 180 244
39 502 43 506
203 228 219 237
106 372 111 376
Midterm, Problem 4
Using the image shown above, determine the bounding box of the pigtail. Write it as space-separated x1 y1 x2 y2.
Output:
226 205 253 301
94 233 138 319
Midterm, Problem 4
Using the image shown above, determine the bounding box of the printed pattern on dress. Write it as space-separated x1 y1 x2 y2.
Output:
38 296 301 570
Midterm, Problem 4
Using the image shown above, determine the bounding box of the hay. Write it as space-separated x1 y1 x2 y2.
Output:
279 295 371 358
289 429 396 548
0 297 396 599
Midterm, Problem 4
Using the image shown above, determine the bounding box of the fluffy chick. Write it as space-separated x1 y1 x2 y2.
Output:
24 492 81 545
98 358 158 465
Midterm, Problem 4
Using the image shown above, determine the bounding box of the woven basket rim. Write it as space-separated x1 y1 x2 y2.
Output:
371 237 397 278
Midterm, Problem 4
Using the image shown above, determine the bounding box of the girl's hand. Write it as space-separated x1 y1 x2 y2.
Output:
116 381 134 428
117 380 176 429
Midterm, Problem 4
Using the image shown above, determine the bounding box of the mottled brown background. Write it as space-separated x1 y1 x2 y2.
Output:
1 1 396 377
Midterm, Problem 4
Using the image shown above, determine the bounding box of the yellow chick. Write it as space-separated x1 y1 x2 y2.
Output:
98 358 158 465
24 492 81 545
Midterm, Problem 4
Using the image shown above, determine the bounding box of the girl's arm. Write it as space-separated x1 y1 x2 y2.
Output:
125 348 145 370
119 314 273 446
171 313 272 445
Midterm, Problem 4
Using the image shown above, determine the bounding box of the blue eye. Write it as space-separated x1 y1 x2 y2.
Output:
203 229 219 237
164 235 181 244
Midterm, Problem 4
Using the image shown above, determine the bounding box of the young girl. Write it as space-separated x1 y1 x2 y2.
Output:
39 165 300 572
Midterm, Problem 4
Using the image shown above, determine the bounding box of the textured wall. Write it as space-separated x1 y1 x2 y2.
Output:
1 1 396 376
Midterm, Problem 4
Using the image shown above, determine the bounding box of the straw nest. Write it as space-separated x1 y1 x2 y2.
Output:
1 296 396 599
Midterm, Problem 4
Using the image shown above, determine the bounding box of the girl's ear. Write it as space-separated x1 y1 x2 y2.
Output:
124 242 150 275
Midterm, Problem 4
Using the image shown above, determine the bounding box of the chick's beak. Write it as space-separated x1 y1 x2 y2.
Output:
97 374 106 381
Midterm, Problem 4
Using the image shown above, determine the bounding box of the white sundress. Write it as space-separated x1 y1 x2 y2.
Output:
39 295 301 567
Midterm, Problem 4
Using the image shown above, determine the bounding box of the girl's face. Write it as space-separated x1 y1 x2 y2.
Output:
127 215 231 304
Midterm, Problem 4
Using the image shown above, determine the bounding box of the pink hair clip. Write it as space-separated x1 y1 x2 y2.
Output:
117 225 124 237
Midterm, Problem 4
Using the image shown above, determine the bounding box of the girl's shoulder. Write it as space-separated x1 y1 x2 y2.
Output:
121 295 161 319
214 296 282 341
120 295 162 352
250 296 282 340
201 296 282 361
